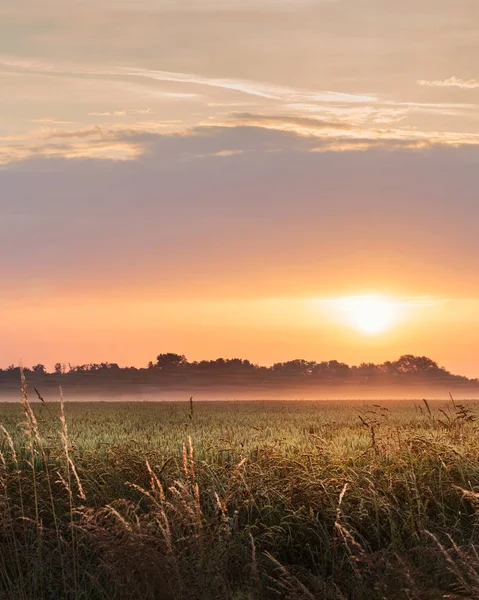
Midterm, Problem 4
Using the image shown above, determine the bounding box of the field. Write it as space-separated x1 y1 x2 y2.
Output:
0 389 478 599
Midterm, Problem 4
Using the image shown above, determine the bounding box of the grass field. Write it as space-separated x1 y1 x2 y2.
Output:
0 387 478 599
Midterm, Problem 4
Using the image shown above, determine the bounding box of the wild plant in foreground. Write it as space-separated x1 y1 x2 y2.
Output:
0 397 478 598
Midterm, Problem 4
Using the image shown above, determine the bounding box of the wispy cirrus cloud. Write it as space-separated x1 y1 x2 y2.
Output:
2 56 476 128
29 118 75 125
418 77 479 89
117 66 377 104
0 56 377 104
88 108 153 117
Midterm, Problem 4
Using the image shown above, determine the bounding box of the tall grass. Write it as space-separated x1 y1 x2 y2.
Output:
0 390 478 598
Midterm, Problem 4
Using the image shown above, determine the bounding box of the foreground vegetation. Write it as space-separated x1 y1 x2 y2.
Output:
0 385 478 599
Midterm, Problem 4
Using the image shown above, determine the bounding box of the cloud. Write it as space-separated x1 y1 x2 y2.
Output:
29 118 75 125
0 49 478 168
0 126 143 164
218 114 479 150
228 113 352 132
286 102 477 125
0 56 377 104
118 66 377 104
1 115 479 166
2 56 476 144
418 77 479 89
0 141 140 165
195 149 246 159
88 108 153 117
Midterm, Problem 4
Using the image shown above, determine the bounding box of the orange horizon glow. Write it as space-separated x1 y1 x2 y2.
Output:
3 291 479 379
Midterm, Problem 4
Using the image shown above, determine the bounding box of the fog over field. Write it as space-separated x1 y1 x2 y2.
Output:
2 388 479 403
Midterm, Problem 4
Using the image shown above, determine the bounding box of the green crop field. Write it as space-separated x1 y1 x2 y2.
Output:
0 389 478 599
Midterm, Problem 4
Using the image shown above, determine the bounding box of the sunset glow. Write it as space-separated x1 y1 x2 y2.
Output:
330 296 401 335
0 0 478 378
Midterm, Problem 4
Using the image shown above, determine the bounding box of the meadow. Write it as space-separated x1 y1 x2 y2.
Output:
0 386 478 599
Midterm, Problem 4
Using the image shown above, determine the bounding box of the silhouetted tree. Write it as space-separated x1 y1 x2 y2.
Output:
393 355 441 375
273 359 315 377
156 353 187 370
54 362 64 374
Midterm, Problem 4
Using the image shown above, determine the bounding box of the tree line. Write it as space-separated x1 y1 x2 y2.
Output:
0 354 477 388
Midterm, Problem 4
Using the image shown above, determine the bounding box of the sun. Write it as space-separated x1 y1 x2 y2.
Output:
331 295 401 335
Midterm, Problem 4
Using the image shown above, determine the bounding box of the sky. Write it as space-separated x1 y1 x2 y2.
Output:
1 0 479 376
